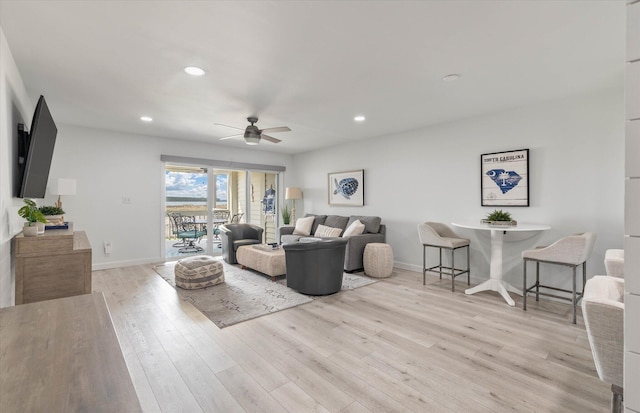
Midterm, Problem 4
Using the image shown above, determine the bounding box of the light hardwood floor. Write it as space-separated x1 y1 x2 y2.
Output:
92 265 609 413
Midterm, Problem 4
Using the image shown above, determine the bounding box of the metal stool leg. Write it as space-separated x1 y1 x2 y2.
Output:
451 248 455 292
523 260 527 311
572 266 577 324
466 246 470 285
423 245 426 285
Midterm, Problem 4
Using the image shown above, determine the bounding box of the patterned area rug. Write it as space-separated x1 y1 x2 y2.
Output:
153 259 376 328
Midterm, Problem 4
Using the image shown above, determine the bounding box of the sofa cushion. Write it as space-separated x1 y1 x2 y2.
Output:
343 219 366 237
347 216 381 234
315 224 343 238
324 215 349 231
305 214 327 235
281 234 303 244
293 216 314 236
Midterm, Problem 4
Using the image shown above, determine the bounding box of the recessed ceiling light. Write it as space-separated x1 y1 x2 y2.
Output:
140 116 153 122
354 115 366 122
184 66 205 76
442 73 461 82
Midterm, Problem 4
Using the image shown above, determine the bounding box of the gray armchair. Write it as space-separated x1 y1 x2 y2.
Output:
219 223 263 264
582 275 624 413
283 238 348 295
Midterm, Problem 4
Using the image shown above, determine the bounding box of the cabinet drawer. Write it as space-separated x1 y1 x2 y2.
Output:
19 253 91 304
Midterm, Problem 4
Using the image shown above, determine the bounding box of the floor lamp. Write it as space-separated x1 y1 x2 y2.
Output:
285 187 302 223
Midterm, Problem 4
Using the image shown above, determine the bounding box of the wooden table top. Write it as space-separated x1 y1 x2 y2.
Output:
0 293 142 413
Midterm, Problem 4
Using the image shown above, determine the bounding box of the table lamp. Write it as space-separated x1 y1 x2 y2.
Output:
285 187 303 223
52 178 76 210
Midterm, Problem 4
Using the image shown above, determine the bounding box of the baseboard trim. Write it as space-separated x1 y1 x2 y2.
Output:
92 257 162 271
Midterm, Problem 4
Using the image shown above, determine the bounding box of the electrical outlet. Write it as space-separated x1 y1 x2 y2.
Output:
122 196 131 205
104 241 112 254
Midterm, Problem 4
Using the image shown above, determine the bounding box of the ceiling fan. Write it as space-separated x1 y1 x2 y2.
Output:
217 117 291 145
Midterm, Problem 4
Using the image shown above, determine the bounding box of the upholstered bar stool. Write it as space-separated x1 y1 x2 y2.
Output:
604 249 624 278
522 232 596 324
417 222 470 292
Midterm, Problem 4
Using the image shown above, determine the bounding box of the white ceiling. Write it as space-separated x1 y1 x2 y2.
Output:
0 1 626 155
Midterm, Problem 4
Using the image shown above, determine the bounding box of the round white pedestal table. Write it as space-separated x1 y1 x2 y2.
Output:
451 222 551 306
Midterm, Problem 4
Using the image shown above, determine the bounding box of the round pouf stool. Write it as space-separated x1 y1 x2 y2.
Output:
363 243 393 278
174 255 225 289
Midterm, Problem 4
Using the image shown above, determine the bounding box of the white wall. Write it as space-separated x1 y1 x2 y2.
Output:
294 88 625 291
625 1 639 411
44 125 294 270
0 27 36 308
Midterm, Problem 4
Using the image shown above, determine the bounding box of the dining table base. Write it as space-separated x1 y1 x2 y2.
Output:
465 278 522 307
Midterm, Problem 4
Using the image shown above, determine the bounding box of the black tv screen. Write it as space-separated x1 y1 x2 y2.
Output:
18 95 57 198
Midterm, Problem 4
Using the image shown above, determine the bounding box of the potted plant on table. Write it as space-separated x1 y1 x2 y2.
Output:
481 209 517 226
18 199 47 237
281 204 291 225
38 205 65 225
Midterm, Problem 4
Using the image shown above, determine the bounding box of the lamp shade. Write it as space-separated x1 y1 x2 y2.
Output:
285 187 302 200
52 178 76 196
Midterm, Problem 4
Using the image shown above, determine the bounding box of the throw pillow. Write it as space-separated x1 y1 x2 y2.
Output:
293 216 315 236
342 219 365 237
315 224 343 238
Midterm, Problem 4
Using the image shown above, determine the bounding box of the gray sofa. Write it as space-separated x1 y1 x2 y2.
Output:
278 214 386 272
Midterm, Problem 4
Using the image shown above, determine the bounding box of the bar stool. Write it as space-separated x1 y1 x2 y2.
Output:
522 232 596 324
417 222 470 292
604 249 624 278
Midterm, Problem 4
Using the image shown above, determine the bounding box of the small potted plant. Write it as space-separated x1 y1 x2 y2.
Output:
38 205 65 225
481 209 517 226
18 199 47 237
281 204 291 225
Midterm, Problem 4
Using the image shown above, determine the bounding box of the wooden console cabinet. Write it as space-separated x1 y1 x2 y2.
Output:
14 225 92 305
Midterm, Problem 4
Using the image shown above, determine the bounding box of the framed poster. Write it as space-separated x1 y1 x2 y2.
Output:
328 169 364 206
481 149 529 207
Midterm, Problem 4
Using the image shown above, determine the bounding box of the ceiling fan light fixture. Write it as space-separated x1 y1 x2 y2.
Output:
245 135 260 145
184 66 205 76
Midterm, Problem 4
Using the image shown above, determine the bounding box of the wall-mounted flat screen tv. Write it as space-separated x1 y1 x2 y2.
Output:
18 95 57 198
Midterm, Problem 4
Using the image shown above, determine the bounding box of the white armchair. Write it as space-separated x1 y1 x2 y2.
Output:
581 275 624 413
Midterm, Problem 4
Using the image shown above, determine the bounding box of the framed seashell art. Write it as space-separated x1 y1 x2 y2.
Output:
328 169 364 206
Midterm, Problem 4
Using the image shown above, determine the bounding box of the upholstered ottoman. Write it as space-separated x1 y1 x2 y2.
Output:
174 255 225 289
363 243 393 278
236 245 286 281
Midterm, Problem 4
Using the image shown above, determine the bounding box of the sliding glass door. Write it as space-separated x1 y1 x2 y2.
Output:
165 165 210 259
248 171 278 244
163 163 279 260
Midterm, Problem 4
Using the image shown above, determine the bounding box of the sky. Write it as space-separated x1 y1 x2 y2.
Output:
165 171 227 201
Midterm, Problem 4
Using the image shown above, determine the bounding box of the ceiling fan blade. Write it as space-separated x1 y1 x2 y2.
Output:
214 122 244 130
260 134 281 143
219 134 243 140
260 126 291 134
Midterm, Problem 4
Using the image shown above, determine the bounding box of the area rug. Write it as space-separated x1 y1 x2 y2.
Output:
152 259 376 328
